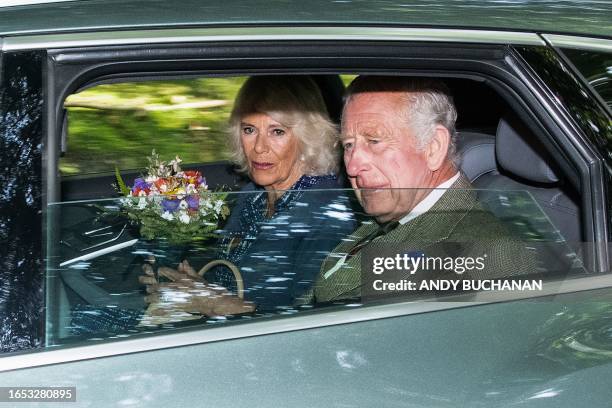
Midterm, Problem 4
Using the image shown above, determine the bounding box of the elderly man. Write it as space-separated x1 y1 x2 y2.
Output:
306 76 533 304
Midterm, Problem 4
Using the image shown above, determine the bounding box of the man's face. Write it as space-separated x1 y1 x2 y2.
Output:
341 91 434 223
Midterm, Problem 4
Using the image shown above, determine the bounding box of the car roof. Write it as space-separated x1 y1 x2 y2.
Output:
0 0 610 40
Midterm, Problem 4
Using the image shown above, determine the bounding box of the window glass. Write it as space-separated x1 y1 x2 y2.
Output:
47 74 591 349
0 51 44 353
46 184 585 346
61 77 247 176
562 48 612 110
47 188 359 344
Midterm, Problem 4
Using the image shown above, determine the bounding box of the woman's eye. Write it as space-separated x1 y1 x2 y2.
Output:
272 128 286 136
242 126 256 135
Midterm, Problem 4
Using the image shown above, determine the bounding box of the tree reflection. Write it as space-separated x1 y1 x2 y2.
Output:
534 301 612 370
0 52 44 352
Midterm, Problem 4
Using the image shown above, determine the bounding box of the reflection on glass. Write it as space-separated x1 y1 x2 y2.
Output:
562 48 612 110
44 186 587 346
518 47 611 155
47 189 359 344
534 302 612 370
0 51 44 353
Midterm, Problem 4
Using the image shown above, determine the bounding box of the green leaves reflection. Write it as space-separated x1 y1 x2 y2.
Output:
535 301 612 370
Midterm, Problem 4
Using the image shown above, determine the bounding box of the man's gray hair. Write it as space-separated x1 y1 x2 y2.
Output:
345 76 459 166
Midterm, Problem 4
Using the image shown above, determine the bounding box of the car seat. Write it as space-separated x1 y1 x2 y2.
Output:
458 115 582 245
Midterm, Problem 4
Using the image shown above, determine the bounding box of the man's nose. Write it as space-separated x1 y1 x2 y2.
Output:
345 144 370 177
254 133 269 154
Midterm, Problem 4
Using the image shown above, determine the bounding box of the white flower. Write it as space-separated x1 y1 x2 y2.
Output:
152 194 163 205
179 199 188 210
179 211 190 224
186 184 197 194
145 175 159 183
176 188 186 200
169 156 182 173
214 200 224 213
137 197 147 209
138 190 147 197
200 182 208 190
161 211 174 221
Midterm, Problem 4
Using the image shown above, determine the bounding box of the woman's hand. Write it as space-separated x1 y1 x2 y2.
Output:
139 260 255 322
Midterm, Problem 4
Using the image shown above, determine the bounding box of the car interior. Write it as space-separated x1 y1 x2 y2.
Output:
47 73 587 344
59 74 583 244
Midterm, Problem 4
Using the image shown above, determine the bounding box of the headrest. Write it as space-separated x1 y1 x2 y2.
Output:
496 116 559 184
312 75 345 124
456 131 496 182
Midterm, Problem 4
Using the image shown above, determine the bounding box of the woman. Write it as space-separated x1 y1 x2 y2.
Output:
142 75 356 318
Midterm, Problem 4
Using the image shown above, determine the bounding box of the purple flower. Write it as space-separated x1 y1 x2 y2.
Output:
161 198 180 213
131 178 151 193
186 195 199 210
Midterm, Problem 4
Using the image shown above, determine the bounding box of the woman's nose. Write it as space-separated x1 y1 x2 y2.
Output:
253 133 269 154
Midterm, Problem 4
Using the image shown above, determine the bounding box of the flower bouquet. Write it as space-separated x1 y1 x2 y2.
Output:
115 150 230 245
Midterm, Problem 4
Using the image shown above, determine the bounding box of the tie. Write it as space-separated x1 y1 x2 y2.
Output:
323 221 399 279
347 221 399 257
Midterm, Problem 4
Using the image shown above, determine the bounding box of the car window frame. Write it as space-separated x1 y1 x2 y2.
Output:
542 34 612 117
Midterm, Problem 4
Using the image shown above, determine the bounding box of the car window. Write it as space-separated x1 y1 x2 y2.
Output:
48 188 356 344
0 51 44 353
61 74 355 178
561 48 612 110
46 178 587 347
61 77 247 177
38 73 595 348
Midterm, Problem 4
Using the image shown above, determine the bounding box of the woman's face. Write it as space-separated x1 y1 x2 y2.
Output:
240 112 304 190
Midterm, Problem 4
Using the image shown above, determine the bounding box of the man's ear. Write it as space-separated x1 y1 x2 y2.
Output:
425 125 451 171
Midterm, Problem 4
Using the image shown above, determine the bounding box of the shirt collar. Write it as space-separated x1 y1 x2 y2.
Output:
398 172 460 225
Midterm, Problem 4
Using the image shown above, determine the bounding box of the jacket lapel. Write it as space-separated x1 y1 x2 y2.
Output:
315 174 477 303
397 174 476 244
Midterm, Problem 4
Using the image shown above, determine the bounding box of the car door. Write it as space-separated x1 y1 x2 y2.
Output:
1 26 611 407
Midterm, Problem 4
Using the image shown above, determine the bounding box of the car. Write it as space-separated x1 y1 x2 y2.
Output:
0 0 611 407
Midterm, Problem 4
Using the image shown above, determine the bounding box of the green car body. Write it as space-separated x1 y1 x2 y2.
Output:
0 1 611 407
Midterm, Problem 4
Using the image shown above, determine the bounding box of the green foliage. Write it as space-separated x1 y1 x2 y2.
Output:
60 77 247 176
340 74 357 87
114 166 130 196
60 74 356 176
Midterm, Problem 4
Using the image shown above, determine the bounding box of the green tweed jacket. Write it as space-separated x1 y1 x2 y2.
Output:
303 174 535 304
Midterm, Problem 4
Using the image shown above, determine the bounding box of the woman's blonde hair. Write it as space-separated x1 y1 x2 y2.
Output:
229 75 339 175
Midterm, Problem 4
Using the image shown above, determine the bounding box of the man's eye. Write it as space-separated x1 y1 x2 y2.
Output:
342 142 353 150
368 139 380 145
242 126 256 135
272 128 286 136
